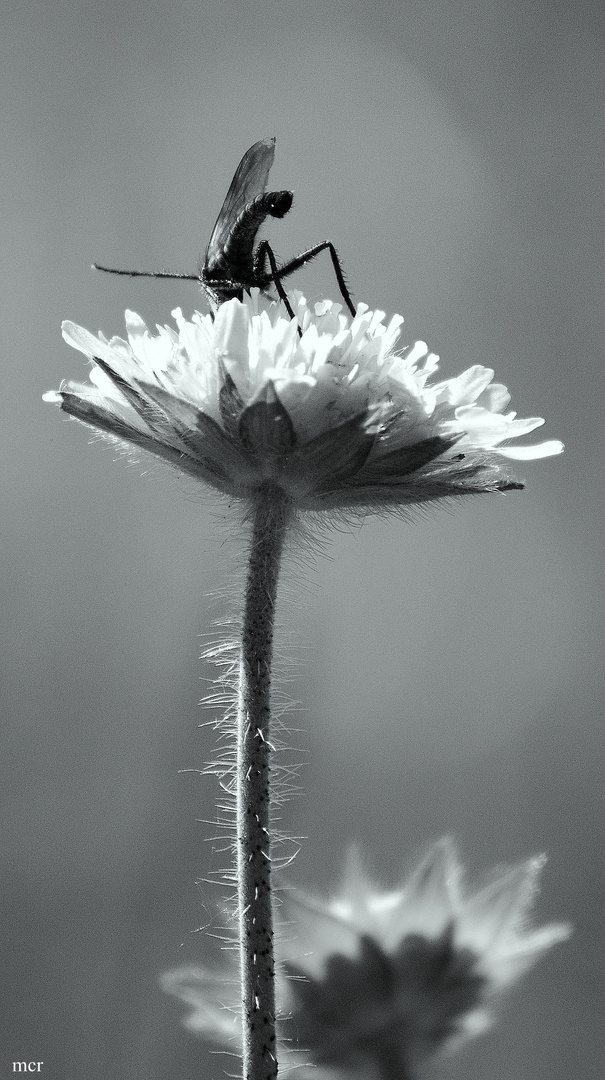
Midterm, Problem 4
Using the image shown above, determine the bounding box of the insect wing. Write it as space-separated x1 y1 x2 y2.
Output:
204 138 276 272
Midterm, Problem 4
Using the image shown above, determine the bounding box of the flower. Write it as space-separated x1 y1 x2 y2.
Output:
162 839 570 1077
44 292 562 512
280 839 571 1075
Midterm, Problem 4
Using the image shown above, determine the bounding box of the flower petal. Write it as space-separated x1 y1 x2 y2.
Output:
497 439 564 460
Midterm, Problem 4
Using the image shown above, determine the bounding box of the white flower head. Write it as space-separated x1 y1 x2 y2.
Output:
44 292 562 513
162 839 570 1077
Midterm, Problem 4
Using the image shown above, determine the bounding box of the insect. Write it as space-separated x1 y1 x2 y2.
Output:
94 138 356 322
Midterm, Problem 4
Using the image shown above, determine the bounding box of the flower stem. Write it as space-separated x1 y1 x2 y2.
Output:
236 482 292 1080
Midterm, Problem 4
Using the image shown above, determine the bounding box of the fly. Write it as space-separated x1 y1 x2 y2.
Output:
94 138 356 324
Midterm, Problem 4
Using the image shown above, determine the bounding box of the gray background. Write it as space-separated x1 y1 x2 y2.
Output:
2 0 603 1077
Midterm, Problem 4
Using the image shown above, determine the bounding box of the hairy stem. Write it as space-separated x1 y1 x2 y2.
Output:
237 483 292 1080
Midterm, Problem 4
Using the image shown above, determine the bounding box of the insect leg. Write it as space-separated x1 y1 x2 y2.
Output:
268 242 356 318
255 241 300 329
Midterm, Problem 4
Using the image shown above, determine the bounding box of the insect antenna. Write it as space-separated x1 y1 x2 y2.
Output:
93 263 200 283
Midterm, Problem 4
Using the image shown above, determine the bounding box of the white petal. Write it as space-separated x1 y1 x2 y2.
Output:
160 967 240 1043
61 320 125 364
441 365 495 408
497 439 564 460
476 382 511 413
213 297 251 365
391 837 460 942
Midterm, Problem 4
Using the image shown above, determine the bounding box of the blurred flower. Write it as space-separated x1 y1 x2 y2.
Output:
44 292 562 513
162 838 570 1078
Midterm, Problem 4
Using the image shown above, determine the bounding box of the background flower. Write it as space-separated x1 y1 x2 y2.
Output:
163 840 570 1078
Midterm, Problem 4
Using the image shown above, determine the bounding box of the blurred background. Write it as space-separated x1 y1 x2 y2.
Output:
2 0 603 1076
